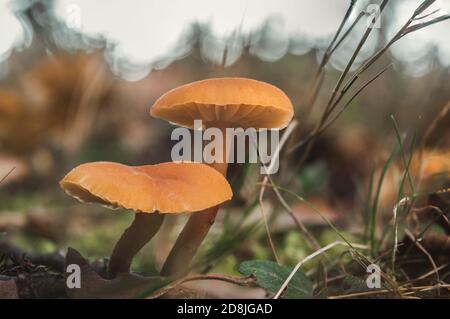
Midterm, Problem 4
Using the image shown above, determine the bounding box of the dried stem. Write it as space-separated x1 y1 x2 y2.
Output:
258 121 299 262
288 0 449 175
147 273 256 299
304 0 358 114
289 0 358 151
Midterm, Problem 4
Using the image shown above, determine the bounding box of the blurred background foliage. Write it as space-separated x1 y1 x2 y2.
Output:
0 0 449 298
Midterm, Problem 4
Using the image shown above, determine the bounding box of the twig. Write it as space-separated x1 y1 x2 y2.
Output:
329 283 450 299
404 229 440 283
328 11 366 57
413 8 441 21
414 263 448 282
146 274 256 299
413 205 450 236
391 196 410 276
402 14 450 36
258 120 321 253
257 120 298 263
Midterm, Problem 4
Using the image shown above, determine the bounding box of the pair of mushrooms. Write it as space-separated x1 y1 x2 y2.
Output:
61 78 293 278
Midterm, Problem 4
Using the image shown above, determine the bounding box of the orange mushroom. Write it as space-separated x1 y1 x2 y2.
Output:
412 149 450 180
60 161 232 278
151 77 294 275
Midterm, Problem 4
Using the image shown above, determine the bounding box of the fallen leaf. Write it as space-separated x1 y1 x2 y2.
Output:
0 278 19 299
65 247 165 299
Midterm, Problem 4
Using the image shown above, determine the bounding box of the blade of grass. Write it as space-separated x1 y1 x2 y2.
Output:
391 115 416 194
324 0 390 116
403 14 450 36
262 183 399 293
289 0 449 158
413 0 437 16
391 129 418 276
369 144 398 256
318 63 393 135
303 0 359 115
364 164 377 242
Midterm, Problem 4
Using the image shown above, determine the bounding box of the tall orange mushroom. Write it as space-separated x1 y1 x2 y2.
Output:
60 161 232 278
151 77 294 275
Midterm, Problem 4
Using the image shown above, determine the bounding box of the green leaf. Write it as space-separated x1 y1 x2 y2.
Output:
239 260 313 298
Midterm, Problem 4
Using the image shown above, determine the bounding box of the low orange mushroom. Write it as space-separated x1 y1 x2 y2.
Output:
60 161 232 278
151 77 294 275
412 149 450 180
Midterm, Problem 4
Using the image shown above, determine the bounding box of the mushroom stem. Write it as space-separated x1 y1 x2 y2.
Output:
109 213 165 278
160 205 221 276
161 125 228 276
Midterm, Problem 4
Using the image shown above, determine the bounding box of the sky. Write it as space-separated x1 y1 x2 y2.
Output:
0 0 449 80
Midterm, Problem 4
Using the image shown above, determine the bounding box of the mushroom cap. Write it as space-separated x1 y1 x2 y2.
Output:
150 77 294 129
60 161 232 214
